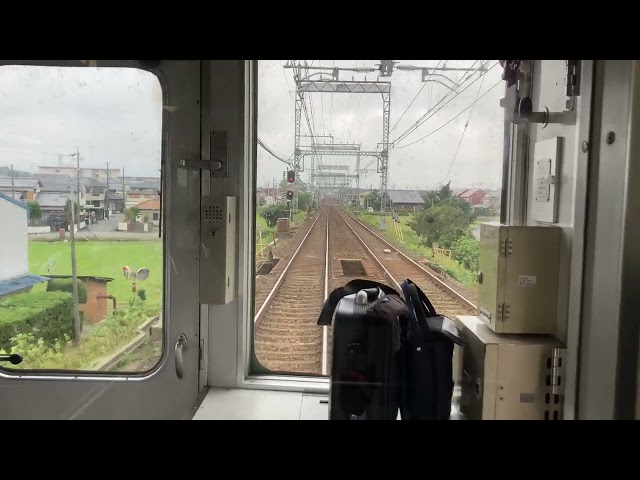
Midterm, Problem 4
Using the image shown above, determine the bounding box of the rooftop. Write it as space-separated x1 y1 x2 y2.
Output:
44 275 114 283
136 199 160 210
386 189 424 204
36 192 72 208
0 191 29 211
0 274 50 297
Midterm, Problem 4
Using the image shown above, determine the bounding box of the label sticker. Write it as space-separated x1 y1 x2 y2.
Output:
518 275 537 287
520 393 535 403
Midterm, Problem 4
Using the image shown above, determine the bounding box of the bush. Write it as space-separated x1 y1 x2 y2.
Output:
47 278 87 304
452 234 480 272
0 291 75 351
1 302 161 370
137 288 146 301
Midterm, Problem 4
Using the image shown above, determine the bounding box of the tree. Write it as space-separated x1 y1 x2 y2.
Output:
125 207 140 222
409 204 471 249
27 201 42 220
260 204 286 228
364 190 381 211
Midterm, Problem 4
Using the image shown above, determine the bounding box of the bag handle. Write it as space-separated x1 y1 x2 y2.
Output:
401 279 465 346
317 279 401 326
402 278 437 317
400 280 425 342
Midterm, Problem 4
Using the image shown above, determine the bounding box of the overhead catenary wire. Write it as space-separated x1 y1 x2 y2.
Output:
391 61 480 145
442 73 487 183
391 61 493 149
394 77 503 150
390 60 445 136
257 137 292 166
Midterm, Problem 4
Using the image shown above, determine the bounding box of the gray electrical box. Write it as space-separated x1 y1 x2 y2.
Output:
200 195 237 305
477 222 561 334
456 315 566 420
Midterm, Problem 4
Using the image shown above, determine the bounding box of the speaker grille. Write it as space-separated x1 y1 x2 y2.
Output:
204 205 223 224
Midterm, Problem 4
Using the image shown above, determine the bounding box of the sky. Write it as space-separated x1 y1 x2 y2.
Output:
257 60 506 192
0 61 506 191
0 65 162 178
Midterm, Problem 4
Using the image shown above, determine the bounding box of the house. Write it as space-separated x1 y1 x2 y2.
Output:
35 192 73 221
0 192 48 297
0 177 40 201
135 199 161 226
125 179 160 209
455 188 486 206
386 190 425 212
482 188 502 210
38 165 120 183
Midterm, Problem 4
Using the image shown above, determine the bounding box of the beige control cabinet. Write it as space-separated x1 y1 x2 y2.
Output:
477 222 561 334
456 316 566 420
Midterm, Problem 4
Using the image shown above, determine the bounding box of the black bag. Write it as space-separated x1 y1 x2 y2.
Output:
399 279 465 420
318 279 407 420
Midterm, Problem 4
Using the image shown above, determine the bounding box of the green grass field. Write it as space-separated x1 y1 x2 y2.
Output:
28 240 164 307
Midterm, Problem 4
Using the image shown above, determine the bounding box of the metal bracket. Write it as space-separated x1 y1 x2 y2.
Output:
179 131 228 178
499 60 580 127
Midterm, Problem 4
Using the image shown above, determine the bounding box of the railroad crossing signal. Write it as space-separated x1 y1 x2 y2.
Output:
287 170 295 183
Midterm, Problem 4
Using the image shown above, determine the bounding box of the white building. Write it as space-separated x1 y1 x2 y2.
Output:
0 192 48 296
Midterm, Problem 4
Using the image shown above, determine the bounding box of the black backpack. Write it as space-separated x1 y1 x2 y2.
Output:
318 278 464 420
399 279 465 420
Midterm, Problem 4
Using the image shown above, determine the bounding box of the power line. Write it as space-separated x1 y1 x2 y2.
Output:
281 61 294 101
391 61 485 147
392 61 497 148
257 137 292 166
443 73 486 183
347 60 373 142
394 77 502 150
390 60 444 135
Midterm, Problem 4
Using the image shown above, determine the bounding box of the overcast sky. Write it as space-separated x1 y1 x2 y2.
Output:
0 65 162 178
257 60 505 191
0 61 506 191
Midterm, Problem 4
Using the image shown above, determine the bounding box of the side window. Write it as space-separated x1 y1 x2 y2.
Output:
0 65 164 373
253 60 505 376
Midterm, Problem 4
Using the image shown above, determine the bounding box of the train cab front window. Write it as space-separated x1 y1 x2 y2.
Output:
252 60 507 377
0 65 165 374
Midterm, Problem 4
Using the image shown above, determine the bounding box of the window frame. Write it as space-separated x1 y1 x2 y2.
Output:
0 60 172 382
236 60 519 393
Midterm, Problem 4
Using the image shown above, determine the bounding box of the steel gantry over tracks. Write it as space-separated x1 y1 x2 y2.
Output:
285 61 392 212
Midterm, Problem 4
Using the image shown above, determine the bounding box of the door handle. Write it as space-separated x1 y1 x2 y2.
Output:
174 334 188 379
0 354 23 365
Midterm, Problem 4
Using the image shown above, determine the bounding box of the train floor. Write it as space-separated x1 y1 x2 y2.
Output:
192 387 464 420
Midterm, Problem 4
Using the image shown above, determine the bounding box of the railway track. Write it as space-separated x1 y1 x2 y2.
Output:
253 205 477 377
254 209 328 375
335 207 477 319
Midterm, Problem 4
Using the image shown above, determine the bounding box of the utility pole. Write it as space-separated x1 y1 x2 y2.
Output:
122 166 126 210
69 180 82 345
105 161 110 219
10 164 15 199
75 147 81 209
